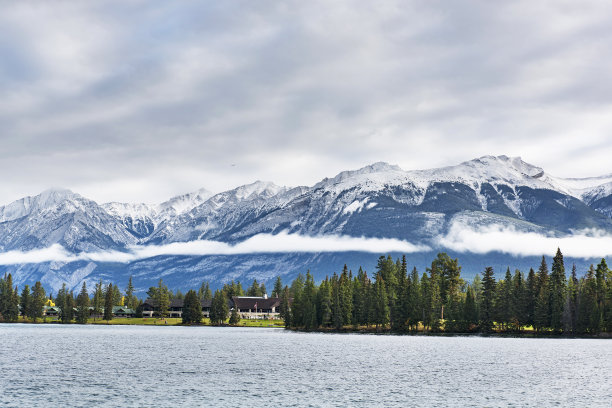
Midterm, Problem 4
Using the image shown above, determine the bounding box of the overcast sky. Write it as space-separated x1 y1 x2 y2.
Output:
1 1 611 205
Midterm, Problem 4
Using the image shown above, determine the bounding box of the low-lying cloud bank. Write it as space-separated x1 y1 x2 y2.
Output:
0 232 429 265
438 223 612 259
2 226 612 266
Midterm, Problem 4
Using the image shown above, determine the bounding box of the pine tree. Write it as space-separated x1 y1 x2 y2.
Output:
549 248 566 332
112 284 122 307
534 256 550 331
125 276 135 309
339 267 352 327
480 267 496 333
525 268 537 328
372 276 389 330
512 269 527 329
155 279 170 318
463 285 478 330
279 286 292 327
563 265 577 334
198 281 212 301
92 280 104 321
104 283 113 321
0 274 19 322
76 282 90 324
182 289 203 325
272 276 283 298
210 290 229 325
495 268 513 331
65 291 75 322
29 281 46 322
229 306 240 325
301 271 317 330
20 285 31 321
317 278 332 327
247 279 261 297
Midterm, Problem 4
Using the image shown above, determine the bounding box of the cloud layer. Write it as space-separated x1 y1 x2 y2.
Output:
0 232 429 265
438 223 612 259
2 226 612 266
1 1 612 204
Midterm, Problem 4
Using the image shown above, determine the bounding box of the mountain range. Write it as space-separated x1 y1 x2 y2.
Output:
2 155 612 294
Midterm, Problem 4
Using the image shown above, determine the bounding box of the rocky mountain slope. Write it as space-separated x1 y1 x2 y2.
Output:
2 155 612 293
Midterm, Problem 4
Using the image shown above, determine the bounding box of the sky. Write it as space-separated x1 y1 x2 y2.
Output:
1 1 612 206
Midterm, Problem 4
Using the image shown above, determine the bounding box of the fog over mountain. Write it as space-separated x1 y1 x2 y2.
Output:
2 155 612 293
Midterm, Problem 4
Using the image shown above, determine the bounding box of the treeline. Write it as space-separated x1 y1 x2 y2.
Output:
283 249 612 335
0 272 276 326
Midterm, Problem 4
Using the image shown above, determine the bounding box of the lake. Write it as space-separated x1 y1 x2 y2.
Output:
0 324 610 407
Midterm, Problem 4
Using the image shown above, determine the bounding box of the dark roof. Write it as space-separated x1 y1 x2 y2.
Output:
232 296 281 309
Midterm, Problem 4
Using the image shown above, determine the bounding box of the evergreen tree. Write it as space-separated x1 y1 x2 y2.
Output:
279 286 292 327
155 279 170 318
229 306 240 325
29 281 46 322
76 282 90 324
210 289 229 325
549 248 566 332
104 283 113 321
525 268 537 328
512 269 527 329
92 280 104 321
65 291 75 322
480 267 496 332
272 276 283 298
112 284 122 306
125 276 135 309
372 276 389 330
20 285 31 320
198 281 212 301
563 265 578 334
408 267 421 330
247 279 261 297
534 256 550 331
463 285 478 330
0 274 19 322
495 268 513 330
56 283 69 323
317 278 332 327
339 266 352 327
301 271 317 330
182 289 203 325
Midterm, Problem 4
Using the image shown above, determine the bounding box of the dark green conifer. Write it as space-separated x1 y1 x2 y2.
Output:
76 282 90 324
104 283 113 321
479 267 496 333
182 289 203 325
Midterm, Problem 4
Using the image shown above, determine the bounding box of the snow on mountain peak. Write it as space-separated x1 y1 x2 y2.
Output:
159 187 213 214
232 181 287 201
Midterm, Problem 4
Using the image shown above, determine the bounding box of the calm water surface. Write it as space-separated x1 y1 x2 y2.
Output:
0 324 610 407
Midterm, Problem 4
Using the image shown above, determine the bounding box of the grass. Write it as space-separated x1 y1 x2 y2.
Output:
17 315 285 327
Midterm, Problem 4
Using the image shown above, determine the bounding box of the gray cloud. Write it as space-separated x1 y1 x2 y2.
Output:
1 1 612 204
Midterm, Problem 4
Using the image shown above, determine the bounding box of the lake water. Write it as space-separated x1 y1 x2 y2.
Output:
0 325 610 407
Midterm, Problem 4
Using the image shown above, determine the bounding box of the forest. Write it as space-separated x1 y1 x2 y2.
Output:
281 249 612 335
1 248 611 335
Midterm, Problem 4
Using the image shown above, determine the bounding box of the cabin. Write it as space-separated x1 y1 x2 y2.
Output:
112 306 135 318
43 306 60 316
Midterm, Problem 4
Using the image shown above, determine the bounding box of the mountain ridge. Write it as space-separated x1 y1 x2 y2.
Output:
2 155 612 293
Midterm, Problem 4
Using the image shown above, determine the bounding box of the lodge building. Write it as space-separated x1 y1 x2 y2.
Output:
141 295 283 319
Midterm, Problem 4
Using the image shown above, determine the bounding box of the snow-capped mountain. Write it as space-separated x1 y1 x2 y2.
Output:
102 188 212 238
2 155 612 293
